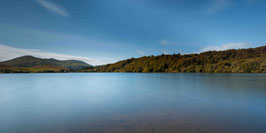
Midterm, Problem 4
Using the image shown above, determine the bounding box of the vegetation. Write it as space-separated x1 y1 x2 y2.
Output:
84 46 266 73
0 56 92 73
0 64 69 73
1 46 265 73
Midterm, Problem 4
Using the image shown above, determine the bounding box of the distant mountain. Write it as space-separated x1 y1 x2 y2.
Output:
0 64 68 73
85 46 266 73
0 55 92 71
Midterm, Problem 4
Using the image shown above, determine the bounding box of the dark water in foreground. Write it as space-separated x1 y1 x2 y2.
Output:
0 73 266 133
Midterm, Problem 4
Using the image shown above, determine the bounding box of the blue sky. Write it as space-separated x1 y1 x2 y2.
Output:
0 0 265 65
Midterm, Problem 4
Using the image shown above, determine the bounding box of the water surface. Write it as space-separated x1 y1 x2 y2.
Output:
0 73 266 133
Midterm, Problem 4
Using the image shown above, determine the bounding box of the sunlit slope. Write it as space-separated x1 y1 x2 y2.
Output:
90 46 266 73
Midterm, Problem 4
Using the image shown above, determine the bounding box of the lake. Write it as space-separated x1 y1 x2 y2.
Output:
0 73 266 133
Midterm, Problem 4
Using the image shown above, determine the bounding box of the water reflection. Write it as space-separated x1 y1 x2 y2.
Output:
0 73 266 133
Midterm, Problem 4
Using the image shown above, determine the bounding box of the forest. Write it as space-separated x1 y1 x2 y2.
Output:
84 46 266 73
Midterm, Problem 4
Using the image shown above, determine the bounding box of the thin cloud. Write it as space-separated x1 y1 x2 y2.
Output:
36 0 69 17
201 42 250 52
0 44 107 65
205 0 233 15
137 51 145 55
160 40 176 46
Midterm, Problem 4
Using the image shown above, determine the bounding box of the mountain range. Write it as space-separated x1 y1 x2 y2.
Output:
1 46 266 73
0 56 92 73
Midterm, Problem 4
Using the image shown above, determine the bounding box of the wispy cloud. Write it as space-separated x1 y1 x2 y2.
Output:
205 0 233 14
0 44 107 65
201 42 250 52
137 51 145 55
36 0 69 17
160 40 176 46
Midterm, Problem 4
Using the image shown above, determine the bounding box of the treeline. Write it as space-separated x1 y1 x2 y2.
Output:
85 46 266 73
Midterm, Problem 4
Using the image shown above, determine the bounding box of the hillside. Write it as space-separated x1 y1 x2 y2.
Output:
0 64 68 73
85 46 266 73
0 56 91 70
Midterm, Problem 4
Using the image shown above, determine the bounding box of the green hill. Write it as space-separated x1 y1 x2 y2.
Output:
86 46 266 73
0 64 68 73
0 56 92 71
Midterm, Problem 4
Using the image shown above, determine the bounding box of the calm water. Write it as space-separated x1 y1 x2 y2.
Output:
0 73 266 133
